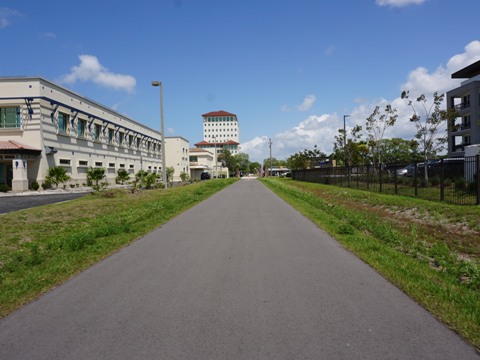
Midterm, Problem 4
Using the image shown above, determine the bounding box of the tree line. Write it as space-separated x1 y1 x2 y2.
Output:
284 91 458 183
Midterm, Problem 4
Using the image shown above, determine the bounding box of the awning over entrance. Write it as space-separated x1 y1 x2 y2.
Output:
0 140 42 155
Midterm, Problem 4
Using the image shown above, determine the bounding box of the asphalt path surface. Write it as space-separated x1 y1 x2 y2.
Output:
0 192 89 214
0 180 478 359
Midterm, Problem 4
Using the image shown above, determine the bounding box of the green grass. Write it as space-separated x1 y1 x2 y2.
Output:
0 179 237 317
261 177 480 350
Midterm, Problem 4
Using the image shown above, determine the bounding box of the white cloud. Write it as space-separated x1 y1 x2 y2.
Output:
376 0 426 7
401 40 480 95
243 40 480 163
0 7 21 28
60 55 136 93
297 94 316 111
281 94 316 112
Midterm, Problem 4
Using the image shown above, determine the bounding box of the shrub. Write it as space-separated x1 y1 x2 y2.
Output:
430 175 441 187
116 169 130 184
180 171 189 182
87 167 107 192
45 166 71 189
41 179 51 190
454 177 466 191
30 181 40 191
0 183 9 192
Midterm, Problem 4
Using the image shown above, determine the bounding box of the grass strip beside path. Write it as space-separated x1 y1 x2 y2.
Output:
261 178 480 350
0 179 237 318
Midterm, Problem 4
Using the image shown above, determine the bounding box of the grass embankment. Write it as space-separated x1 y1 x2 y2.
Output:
0 179 236 318
261 177 480 350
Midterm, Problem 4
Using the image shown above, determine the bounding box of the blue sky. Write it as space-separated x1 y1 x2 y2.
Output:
2 0 480 162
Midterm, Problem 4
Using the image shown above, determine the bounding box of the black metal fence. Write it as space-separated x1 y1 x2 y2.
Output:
292 155 480 205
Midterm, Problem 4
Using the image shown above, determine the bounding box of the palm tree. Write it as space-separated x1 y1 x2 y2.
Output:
87 167 106 191
45 166 71 189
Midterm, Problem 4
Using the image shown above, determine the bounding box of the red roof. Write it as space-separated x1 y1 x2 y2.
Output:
202 110 236 117
0 140 42 152
194 140 239 147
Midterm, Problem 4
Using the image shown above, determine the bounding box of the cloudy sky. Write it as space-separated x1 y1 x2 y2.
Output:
1 0 480 162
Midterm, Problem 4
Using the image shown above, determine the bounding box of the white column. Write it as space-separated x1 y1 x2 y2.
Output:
12 159 29 192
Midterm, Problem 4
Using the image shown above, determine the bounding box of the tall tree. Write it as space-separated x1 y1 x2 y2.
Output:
234 153 250 175
401 91 457 182
381 138 421 164
333 125 364 167
366 104 398 170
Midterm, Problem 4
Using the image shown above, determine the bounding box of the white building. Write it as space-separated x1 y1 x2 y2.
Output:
189 147 229 179
165 136 189 182
0 77 164 191
200 110 240 155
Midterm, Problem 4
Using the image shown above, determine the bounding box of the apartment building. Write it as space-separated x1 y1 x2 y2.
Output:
165 136 189 182
0 77 164 190
447 60 480 157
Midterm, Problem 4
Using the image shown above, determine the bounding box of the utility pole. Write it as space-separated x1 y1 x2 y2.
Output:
343 115 350 167
269 138 272 177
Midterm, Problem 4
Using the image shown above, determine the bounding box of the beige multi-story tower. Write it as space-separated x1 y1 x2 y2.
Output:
200 110 240 155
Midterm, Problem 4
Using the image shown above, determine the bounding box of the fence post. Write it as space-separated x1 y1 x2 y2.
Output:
440 158 445 202
476 155 480 206
368 165 371 191
379 166 383 193
414 162 418 197
394 164 398 194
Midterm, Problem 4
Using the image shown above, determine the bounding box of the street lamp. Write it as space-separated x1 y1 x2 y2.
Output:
343 115 350 148
151 81 167 188
213 135 217 178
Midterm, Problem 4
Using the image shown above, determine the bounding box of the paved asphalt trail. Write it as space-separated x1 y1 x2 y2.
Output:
0 180 478 359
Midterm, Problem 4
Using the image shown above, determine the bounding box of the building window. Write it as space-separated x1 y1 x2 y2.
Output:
129 135 134 147
95 161 103 167
78 160 88 167
77 119 86 138
58 112 69 133
119 163 125 168
137 138 141 148
59 159 71 166
108 163 116 168
119 132 124 146
0 107 21 128
94 124 102 141
108 128 114 144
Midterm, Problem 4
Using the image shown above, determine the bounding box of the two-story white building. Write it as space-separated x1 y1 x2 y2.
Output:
165 136 189 182
0 77 164 191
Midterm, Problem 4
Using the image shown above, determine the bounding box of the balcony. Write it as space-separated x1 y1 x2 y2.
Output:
452 143 471 152
454 102 470 110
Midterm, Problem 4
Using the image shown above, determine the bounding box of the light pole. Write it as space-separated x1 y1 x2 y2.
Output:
151 81 167 188
213 135 217 178
343 115 350 149
269 138 272 177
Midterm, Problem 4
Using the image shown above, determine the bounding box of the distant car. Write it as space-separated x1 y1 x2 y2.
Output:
200 172 211 180
397 164 415 177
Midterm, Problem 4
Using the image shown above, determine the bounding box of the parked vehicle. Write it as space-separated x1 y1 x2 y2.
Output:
397 164 415 177
200 172 211 180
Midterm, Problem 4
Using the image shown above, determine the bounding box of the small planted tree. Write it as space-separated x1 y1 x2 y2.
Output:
180 171 189 182
401 91 457 183
116 169 130 184
45 166 71 189
87 166 107 191
366 104 398 170
166 167 175 184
